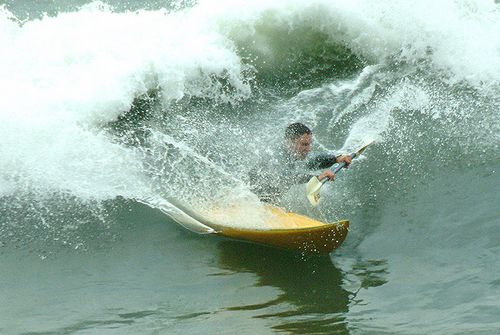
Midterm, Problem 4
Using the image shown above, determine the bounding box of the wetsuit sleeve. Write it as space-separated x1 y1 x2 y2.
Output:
307 152 337 169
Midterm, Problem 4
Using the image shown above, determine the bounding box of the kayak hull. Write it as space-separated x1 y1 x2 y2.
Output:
213 220 349 254
204 206 349 254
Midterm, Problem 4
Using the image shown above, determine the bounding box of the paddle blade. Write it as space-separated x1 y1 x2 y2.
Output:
354 140 374 157
306 176 322 206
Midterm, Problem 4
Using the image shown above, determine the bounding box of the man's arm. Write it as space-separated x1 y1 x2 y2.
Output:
307 153 352 181
307 153 337 169
307 152 352 169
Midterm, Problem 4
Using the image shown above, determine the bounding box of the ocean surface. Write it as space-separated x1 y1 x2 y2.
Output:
1 0 499 334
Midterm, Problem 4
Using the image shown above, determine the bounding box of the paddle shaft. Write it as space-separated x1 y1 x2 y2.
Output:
319 152 358 185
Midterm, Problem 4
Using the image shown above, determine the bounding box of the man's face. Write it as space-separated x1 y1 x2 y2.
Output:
288 133 313 160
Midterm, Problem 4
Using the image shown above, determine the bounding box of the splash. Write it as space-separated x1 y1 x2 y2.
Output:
0 0 498 239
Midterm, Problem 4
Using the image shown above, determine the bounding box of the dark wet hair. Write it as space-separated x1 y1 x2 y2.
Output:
285 122 312 141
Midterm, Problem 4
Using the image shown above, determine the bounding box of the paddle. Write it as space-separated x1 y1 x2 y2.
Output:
306 141 374 206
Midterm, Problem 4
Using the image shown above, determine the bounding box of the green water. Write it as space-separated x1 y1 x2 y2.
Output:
2 162 498 334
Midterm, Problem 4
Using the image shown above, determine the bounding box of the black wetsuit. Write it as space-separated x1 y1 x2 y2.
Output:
248 146 338 203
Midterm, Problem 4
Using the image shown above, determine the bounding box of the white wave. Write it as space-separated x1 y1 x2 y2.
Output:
0 2 249 198
195 0 500 87
0 0 498 199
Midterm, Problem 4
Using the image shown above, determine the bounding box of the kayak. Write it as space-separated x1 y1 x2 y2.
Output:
207 206 349 254
145 198 349 254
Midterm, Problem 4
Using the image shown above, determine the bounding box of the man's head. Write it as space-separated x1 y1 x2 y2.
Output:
285 123 313 160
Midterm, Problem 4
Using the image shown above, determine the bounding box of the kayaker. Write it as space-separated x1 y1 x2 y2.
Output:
249 122 352 203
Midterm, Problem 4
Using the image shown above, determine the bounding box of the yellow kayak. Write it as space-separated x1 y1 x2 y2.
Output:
137 197 349 254
211 210 349 254
169 200 349 254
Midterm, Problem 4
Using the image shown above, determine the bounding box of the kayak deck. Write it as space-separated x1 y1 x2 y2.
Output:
204 206 349 254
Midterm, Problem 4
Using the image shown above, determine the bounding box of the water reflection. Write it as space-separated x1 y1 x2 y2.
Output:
216 241 352 334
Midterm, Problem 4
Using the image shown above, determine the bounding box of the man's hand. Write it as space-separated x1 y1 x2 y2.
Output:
318 170 336 181
336 155 352 166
